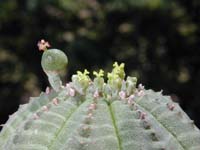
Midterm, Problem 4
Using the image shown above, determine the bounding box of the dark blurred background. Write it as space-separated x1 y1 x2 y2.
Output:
0 0 200 129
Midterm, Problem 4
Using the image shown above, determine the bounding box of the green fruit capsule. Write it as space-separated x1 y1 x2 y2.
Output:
41 49 68 91
41 49 68 73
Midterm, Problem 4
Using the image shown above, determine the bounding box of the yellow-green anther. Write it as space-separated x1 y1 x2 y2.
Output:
107 62 125 81
106 62 126 91
77 69 90 82
112 62 125 79
93 69 105 91
93 69 104 78
71 69 91 94
107 72 119 81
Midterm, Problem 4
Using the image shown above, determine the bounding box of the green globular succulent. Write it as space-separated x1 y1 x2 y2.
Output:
0 40 200 150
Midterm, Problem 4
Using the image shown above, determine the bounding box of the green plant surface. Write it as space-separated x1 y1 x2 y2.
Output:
0 43 200 150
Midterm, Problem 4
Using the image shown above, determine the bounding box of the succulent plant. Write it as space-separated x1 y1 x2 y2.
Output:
0 40 200 150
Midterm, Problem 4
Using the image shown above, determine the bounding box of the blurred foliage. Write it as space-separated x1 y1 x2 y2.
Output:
0 0 200 128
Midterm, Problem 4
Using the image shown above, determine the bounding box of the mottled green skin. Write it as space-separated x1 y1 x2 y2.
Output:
0 49 200 150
